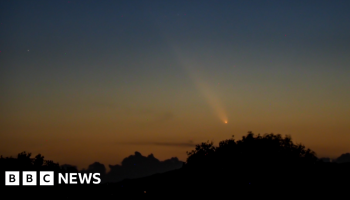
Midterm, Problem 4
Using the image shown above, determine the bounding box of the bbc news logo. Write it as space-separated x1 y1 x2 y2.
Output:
5 171 101 186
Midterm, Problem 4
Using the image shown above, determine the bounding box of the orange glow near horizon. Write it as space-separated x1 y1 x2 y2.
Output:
1 1 350 171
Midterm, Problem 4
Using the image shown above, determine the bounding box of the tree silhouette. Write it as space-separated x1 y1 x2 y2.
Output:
17 151 33 169
335 153 350 163
186 140 216 167
184 131 319 190
33 154 44 167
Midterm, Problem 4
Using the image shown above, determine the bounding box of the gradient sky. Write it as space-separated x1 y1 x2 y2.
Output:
1 0 349 170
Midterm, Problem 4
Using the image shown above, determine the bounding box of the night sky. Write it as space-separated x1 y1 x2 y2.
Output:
1 0 349 170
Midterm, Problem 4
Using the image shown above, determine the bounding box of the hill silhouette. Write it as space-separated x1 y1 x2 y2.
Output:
1 131 350 198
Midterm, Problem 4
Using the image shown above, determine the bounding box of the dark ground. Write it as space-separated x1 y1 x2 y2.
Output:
3 162 350 198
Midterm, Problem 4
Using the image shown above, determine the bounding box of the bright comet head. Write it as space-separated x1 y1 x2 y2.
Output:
224 120 228 124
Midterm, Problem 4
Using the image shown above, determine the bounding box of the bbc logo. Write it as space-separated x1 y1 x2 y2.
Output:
5 171 101 185
5 171 54 186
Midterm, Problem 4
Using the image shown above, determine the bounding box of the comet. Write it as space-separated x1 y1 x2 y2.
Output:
168 48 227 123
164 38 228 124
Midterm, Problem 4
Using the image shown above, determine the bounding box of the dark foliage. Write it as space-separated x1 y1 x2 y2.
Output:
1 132 350 198
119 131 350 196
